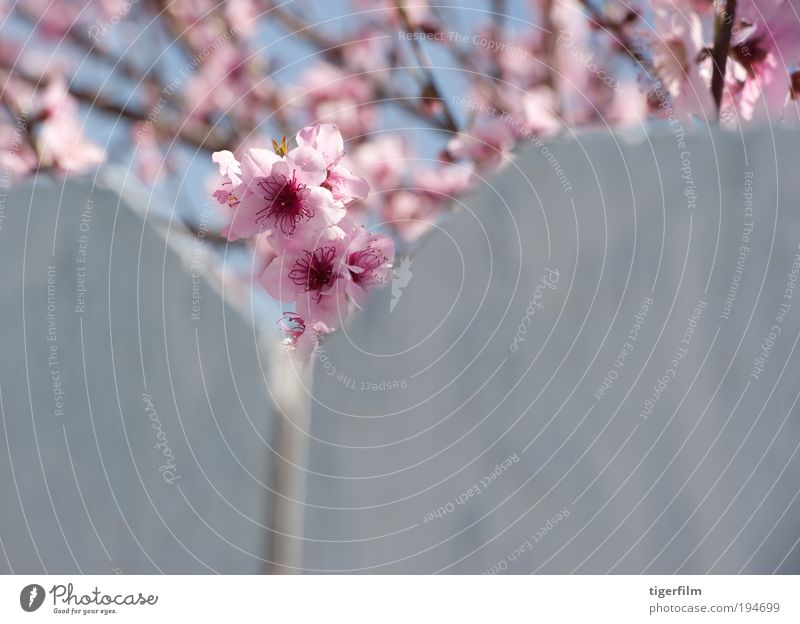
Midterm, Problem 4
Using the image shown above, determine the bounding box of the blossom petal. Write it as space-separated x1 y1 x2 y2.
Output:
241 148 281 184
327 163 370 201
260 252 300 302
285 145 327 186
212 150 242 183
296 122 344 166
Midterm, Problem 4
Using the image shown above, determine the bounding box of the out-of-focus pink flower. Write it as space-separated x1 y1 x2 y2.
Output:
34 78 105 174
163 0 228 50
185 43 273 124
415 162 475 199
18 0 84 37
375 163 473 242
722 0 800 122
649 4 715 119
381 190 440 243
342 28 395 73
518 86 562 135
0 120 37 179
294 63 378 138
353 0 436 30
131 122 170 184
446 117 517 171
471 23 544 87
352 134 410 192
224 0 261 37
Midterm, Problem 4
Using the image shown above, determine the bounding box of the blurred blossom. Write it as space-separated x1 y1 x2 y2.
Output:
352 134 411 193
446 117 517 172
649 4 715 118
18 0 85 37
224 0 261 38
34 78 105 174
185 44 274 124
0 121 37 179
381 189 442 243
342 28 395 73
293 63 378 138
352 0 437 31
724 0 800 122
131 122 170 185
414 162 475 200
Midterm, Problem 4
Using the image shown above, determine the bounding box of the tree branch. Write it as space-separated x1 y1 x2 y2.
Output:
710 0 737 116
394 0 459 133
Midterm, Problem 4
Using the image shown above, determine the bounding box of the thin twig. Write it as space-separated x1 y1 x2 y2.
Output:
263 0 454 132
394 0 459 133
0 60 235 152
576 0 653 76
710 0 737 116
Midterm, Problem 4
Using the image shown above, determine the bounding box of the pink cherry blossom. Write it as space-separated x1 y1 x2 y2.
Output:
211 149 244 208
0 121 37 179
352 134 411 193
262 240 350 328
293 64 378 138
341 28 395 73
352 0 436 30
132 122 171 185
381 190 441 243
296 122 370 203
185 43 274 125
35 78 105 174
446 117 517 172
649 4 716 119
723 0 800 122
223 0 261 38
343 227 395 309
218 143 345 243
414 163 475 200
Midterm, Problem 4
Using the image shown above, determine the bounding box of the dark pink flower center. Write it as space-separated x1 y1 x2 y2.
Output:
348 246 387 285
256 172 313 236
289 246 338 301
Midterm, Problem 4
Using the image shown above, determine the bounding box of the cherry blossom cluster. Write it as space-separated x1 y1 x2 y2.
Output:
212 123 394 358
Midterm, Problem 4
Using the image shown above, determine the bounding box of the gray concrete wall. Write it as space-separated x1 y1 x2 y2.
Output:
304 126 800 573
0 178 277 574
3 125 800 576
